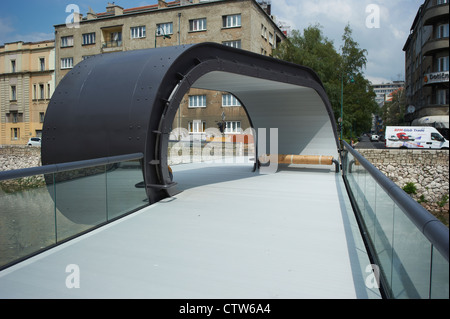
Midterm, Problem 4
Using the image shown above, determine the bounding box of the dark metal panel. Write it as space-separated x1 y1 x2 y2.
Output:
42 42 339 209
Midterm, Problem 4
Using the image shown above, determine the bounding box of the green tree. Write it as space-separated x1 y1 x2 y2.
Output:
381 87 406 126
274 24 378 139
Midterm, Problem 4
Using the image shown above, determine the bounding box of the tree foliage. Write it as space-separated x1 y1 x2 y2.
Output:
381 88 407 126
274 24 379 139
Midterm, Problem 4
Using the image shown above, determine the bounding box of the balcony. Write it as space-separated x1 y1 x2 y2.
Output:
423 37 449 56
102 40 123 52
423 3 449 26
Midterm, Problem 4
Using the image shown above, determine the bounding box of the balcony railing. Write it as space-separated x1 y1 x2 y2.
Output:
341 141 449 299
0 153 147 270
102 40 123 48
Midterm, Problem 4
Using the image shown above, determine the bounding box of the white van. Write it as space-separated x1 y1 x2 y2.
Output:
385 126 449 149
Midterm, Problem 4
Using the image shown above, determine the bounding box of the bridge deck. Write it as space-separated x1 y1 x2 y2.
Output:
0 161 381 298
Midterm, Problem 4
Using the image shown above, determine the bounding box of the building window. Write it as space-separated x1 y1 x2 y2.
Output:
39 84 45 99
33 84 37 100
189 120 206 133
223 14 241 28
437 56 449 72
11 60 16 73
156 23 173 36
437 0 448 5
189 95 207 108
61 57 74 69
40 112 45 123
189 18 207 32
10 85 17 101
261 24 267 39
48 84 51 99
222 94 241 107
223 40 241 48
39 58 45 71
82 32 96 45
437 89 448 105
11 128 20 140
437 24 449 39
131 26 146 39
269 32 274 45
61 36 74 48
225 121 241 134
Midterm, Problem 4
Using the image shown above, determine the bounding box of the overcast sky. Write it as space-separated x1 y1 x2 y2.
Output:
1 0 424 84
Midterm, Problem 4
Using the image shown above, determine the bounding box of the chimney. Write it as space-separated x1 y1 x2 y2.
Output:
106 2 124 15
86 7 97 20
158 0 168 8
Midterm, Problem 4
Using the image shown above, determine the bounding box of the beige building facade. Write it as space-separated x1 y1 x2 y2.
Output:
54 0 286 138
0 40 55 145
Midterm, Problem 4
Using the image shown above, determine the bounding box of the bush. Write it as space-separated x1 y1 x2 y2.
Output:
402 182 417 195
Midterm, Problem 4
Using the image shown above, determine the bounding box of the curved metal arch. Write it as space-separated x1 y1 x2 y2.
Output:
42 42 340 205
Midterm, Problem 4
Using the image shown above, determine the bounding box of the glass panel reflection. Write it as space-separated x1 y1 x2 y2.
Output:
106 159 147 220
0 174 56 268
54 165 107 242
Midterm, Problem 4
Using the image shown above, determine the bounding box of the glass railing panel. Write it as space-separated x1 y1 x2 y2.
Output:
430 246 450 299
341 142 448 299
0 174 56 268
54 165 107 242
106 159 147 220
391 205 432 298
372 183 395 292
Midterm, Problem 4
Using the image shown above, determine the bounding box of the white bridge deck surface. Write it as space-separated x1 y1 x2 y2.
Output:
0 161 381 299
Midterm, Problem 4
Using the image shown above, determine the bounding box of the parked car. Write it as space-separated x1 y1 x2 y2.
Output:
28 137 41 146
370 134 379 142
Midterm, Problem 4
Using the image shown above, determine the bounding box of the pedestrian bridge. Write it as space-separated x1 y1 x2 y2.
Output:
0 44 448 298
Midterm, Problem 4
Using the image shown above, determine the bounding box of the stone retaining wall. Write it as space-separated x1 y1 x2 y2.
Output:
0 146 41 171
357 148 449 224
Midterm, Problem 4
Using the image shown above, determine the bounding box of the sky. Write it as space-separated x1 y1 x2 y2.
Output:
0 0 424 84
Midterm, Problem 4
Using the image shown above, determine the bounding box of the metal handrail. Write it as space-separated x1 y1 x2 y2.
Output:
342 141 449 261
0 153 144 182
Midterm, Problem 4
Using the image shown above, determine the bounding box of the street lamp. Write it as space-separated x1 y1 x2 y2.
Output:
155 26 171 48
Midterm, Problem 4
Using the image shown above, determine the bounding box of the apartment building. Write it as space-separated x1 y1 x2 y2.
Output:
0 40 55 145
54 0 286 138
403 0 449 135
372 81 405 106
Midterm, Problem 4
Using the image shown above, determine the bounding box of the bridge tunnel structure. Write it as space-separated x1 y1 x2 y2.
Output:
42 42 340 206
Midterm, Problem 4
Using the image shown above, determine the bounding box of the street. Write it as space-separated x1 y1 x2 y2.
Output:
353 135 386 149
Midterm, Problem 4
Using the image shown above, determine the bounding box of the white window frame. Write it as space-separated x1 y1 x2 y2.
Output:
437 56 449 72
189 120 206 133
131 26 146 39
437 23 449 39
189 18 207 32
61 57 74 69
223 14 241 28
61 36 74 48
437 89 448 105
222 94 241 107
82 32 96 45
225 121 241 134
223 40 241 49
189 95 207 108
156 23 173 36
